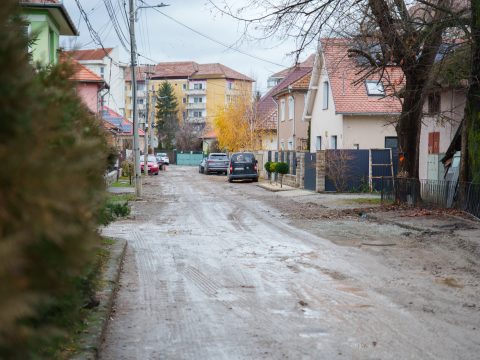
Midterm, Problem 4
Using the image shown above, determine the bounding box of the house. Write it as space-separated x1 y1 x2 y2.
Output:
101 106 146 152
132 61 254 133
63 48 126 116
256 55 314 150
273 69 312 151
61 54 109 114
20 0 78 66
304 39 402 152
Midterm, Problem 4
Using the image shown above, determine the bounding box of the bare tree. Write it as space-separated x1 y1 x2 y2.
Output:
210 0 469 179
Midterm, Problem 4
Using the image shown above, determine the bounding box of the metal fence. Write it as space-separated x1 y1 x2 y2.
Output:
381 178 480 218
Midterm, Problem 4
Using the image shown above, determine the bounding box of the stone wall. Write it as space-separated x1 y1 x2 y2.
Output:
316 150 326 192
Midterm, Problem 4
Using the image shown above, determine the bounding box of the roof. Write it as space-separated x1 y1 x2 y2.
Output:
19 0 78 36
64 48 113 61
272 68 312 97
256 66 312 129
101 106 145 136
269 54 315 79
149 61 253 82
321 38 403 115
60 53 108 86
202 130 217 139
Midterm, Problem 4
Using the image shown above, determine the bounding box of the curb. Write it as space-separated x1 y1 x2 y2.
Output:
256 183 294 192
71 238 127 360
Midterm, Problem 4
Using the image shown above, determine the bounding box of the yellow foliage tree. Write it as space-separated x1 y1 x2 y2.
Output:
213 96 263 152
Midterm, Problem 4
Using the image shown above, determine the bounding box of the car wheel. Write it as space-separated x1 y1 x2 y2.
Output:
253 177 258 182
228 177 233 183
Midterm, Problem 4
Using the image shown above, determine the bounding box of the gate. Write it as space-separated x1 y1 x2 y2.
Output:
176 152 204 166
304 153 316 191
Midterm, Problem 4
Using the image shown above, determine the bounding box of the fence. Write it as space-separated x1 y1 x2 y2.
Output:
381 178 480 219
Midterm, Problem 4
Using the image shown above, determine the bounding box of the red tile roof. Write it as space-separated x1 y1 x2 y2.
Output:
64 48 113 61
149 61 253 81
321 38 403 114
256 66 312 130
60 53 107 85
270 54 315 79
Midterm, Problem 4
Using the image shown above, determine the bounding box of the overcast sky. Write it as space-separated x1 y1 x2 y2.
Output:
61 0 317 94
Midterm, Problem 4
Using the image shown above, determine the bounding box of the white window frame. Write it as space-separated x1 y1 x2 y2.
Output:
316 136 322 150
322 81 329 109
331 135 338 149
288 96 294 120
365 80 385 96
280 99 286 121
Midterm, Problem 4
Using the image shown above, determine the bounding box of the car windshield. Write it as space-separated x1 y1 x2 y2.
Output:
147 155 157 162
210 154 228 160
157 153 167 157
231 153 254 162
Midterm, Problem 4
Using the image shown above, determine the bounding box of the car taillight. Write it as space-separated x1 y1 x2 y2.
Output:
254 163 258 171
230 164 233 173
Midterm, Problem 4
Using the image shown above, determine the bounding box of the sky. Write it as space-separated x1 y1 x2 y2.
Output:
61 0 318 94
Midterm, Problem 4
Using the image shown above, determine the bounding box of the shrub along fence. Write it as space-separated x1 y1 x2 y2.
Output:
381 178 480 218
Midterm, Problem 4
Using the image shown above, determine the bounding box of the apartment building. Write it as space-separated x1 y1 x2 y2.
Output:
149 61 254 132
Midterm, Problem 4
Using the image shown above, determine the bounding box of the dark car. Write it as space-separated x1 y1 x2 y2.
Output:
228 152 259 182
204 153 229 175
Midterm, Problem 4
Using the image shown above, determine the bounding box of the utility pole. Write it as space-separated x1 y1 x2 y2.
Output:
143 67 150 176
129 0 141 197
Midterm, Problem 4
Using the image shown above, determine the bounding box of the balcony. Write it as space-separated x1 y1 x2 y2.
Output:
126 103 146 110
186 102 206 110
186 116 206 124
185 88 206 95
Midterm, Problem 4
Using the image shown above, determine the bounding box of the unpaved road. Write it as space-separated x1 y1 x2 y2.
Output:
101 166 480 360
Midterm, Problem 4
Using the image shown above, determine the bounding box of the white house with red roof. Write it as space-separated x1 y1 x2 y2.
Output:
304 39 402 152
64 47 125 116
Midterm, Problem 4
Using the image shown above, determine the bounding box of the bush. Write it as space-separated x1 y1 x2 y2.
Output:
264 161 272 173
276 162 289 175
98 198 131 225
269 161 278 173
121 160 134 184
0 2 113 356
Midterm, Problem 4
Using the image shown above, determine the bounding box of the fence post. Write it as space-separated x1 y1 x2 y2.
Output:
316 150 326 192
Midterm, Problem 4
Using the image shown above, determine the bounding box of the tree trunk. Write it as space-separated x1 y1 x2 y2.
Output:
460 0 480 183
396 74 426 179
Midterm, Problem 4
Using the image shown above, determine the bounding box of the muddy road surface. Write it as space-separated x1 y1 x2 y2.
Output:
100 166 480 360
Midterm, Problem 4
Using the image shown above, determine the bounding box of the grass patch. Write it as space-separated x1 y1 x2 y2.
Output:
343 197 382 205
53 238 115 359
110 176 134 188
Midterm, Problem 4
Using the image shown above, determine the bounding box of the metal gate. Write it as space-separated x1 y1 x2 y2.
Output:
304 153 316 191
176 152 204 166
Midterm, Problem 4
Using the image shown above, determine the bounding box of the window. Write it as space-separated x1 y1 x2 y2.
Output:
194 83 203 90
428 93 441 114
288 96 294 120
331 135 337 149
182 83 187 90
322 81 329 109
428 132 440 154
288 139 293 150
365 80 385 96
280 99 286 121
100 66 105 78
353 144 359 150
385 136 398 149
182 111 186 120
194 97 203 103
316 136 322 150
227 81 233 90
193 111 203 117
182 97 186 104
280 141 285 150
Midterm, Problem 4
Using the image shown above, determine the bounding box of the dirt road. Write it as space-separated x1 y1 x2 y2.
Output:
100 166 480 359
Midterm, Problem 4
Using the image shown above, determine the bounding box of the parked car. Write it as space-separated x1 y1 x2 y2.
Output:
204 153 229 175
156 152 169 165
227 152 259 182
140 155 160 175
199 158 206 173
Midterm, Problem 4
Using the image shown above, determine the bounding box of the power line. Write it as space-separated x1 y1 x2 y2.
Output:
138 0 286 68
102 0 130 52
